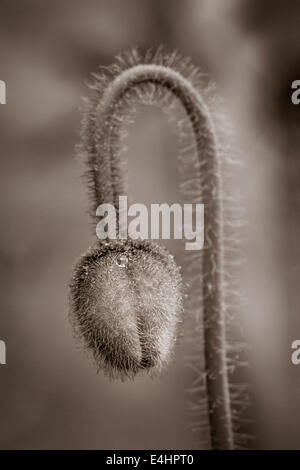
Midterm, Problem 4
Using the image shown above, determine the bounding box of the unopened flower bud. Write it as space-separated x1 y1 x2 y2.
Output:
70 239 183 379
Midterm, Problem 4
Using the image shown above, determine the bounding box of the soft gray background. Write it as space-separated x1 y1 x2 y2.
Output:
0 0 300 449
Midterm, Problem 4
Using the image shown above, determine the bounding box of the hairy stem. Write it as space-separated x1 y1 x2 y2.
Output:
87 63 233 449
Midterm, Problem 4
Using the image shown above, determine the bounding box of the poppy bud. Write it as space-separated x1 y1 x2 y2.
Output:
70 239 183 379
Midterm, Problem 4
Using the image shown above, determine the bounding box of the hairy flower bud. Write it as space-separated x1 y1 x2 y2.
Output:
70 239 183 379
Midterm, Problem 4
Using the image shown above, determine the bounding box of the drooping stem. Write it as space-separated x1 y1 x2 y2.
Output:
86 63 233 449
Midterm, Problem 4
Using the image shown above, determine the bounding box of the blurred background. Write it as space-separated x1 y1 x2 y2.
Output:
0 0 300 449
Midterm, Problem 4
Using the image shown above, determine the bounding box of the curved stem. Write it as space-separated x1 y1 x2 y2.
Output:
89 64 233 449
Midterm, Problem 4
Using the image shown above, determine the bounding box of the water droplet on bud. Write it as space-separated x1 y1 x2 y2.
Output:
116 254 128 267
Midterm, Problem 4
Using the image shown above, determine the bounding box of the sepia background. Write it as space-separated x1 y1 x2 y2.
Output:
0 0 300 449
